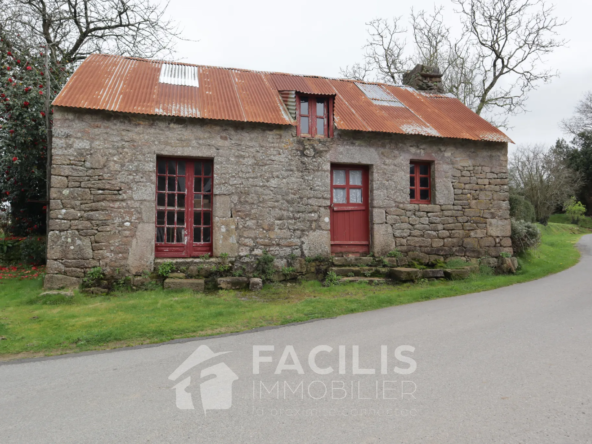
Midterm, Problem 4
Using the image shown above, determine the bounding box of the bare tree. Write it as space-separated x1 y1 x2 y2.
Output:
561 92 592 136
454 0 566 118
341 0 566 127
509 145 580 223
340 17 409 84
0 0 182 64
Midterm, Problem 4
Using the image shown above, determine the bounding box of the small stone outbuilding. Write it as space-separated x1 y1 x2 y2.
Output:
45 54 512 289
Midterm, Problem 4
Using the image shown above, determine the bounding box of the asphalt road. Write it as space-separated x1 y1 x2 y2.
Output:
2 235 592 443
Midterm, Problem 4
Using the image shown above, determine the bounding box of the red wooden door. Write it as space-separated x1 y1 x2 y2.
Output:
155 158 213 258
330 165 370 254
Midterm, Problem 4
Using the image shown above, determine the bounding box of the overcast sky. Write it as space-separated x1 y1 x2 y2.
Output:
166 0 590 151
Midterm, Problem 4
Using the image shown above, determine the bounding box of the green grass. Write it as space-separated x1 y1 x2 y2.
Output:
0 222 589 360
549 213 592 229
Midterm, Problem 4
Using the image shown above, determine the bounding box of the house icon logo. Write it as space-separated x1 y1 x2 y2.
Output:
169 345 238 413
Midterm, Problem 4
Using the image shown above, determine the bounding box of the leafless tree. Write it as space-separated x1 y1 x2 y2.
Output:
0 0 182 64
509 145 580 223
341 0 566 127
340 17 409 84
454 0 566 118
561 92 592 136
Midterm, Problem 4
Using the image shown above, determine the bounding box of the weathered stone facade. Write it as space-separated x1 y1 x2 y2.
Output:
44 107 511 289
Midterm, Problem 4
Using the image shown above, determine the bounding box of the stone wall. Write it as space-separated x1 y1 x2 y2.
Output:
45 108 511 288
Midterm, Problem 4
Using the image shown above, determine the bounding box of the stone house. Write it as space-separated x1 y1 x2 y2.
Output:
45 55 512 289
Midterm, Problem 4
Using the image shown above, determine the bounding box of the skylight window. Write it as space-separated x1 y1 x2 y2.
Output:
159 64 199 88
356 83 403 107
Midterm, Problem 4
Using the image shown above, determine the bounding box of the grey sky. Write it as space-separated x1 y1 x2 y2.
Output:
166 0 590 151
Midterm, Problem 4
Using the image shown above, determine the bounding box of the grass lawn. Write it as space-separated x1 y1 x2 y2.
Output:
0 222 589 361
549 213 592 229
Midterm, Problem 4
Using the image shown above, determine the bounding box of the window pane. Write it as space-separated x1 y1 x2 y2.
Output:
203 195 211 209
333 170 346 185
301 97 309 115
157 193 165 207
158 176 166 191
410 176 415 187
177 194 185 208
166 227 175 243
177 211 185 226
178 161 186 175
167 193 176 207
167 211 175 225
204 162 212 176
420 189 429 200
316 100 324 116
349 170 362 186
156 227 165 243
195 162 202 176
301 116 309 134
168 160 176 175
167 177 175 191
333 188 347 204
203 178 212 193
158 161 166 174
176 227 184 243
410 189 415 200
203 227 211 243
177 177 186 192
419 165 429 175
157 211 165 225
194 227 201 242
410 164 415 175
420 177 429 188
194 177 202 192
194 211 202 225
203 212 211 226
316 118 325 136
350 189 362 203
194 195 202 209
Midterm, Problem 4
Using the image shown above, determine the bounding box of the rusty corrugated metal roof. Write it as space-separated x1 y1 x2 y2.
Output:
53 54 512 143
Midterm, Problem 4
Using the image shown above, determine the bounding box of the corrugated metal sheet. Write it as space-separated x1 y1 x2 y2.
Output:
53 54 512 143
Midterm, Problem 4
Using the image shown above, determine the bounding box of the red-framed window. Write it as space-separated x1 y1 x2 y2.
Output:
410 162 431 203
155 158 213 258
297 95 333 138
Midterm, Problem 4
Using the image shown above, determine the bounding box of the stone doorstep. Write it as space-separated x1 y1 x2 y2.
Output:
154 258 231 268
217 277 249 290
332 257 374 267
164 278 205 292
340 277 389 284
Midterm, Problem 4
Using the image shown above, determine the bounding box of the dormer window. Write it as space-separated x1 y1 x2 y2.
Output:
297 95 333 138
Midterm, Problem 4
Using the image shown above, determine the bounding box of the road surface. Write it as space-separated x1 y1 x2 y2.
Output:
1 235 592 443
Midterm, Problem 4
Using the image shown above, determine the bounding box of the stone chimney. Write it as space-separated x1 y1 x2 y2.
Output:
402 64 444 93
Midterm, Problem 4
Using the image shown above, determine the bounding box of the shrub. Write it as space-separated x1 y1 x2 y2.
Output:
564 197 587 225
255 250 275 282
157 261 175 278
323 270 340 287
387 249 403 258
82 267 105 287
0 236 46 264
19 236 46 264
510 219 541 254
509 194 536 222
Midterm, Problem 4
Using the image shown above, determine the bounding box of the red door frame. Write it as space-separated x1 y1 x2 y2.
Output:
155 157 213 258
330 164 370 254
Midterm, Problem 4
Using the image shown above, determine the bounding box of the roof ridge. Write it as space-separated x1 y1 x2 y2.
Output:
87 53 407 89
